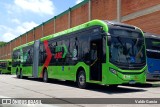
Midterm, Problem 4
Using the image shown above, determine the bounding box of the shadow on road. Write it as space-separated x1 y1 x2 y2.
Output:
123 82 160 88
86 83 146 94
123 83 153 88
12 76 147 94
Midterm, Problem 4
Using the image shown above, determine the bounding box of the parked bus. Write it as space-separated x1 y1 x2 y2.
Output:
12 20 146 88
0 59 12 74
145 32 160 80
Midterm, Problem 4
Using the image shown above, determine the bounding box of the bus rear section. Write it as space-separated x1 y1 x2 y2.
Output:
12 41 34 78
0 59 12 74
145 32 160 80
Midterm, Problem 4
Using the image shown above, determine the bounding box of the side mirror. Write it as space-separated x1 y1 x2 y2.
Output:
107 36 112 46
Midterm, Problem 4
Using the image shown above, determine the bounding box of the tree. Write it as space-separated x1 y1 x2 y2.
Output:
0 41 6 47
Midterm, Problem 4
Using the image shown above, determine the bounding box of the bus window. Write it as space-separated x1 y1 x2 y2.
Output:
62 39 70 65
146 38 160 59
78 35 90 63
39 43 46 65
69 37 76 63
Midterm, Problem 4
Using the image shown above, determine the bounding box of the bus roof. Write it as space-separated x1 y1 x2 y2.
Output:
144 32 160 39
0 59 12 62
40 20 142 42
13 41 34 51
105 20 138 29
40 20 109 42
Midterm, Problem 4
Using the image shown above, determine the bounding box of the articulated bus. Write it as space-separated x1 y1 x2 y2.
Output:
12 20 146 88
144 32 160 80
0 59 12 74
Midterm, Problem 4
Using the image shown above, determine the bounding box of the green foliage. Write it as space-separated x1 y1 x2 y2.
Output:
0 41 6 47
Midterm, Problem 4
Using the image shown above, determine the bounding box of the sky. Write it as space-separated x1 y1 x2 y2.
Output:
0 0 84 42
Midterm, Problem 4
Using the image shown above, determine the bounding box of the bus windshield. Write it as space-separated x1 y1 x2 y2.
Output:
146 38 160 59
109 29 146 69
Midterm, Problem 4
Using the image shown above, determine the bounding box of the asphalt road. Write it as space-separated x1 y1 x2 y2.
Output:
0 75 159 107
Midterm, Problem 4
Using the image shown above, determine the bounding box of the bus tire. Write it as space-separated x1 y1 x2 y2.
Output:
20 70 23 79
43 69 48 83
77 70 87 89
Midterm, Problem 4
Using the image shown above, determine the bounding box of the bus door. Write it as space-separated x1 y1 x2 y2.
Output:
90 37 103 81
33 40 40 78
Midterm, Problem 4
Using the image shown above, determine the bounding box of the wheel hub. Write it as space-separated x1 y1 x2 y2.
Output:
79 74 85 85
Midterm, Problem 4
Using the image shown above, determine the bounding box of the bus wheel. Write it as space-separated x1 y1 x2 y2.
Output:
43 69 48 83
108 85 118 88
77 70 87 89
20 70 23 79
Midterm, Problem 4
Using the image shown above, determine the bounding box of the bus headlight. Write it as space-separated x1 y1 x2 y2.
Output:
109 68 117 75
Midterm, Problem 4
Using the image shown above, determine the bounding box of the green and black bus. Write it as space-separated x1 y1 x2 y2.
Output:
0 59 12 74
12 20 146 88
